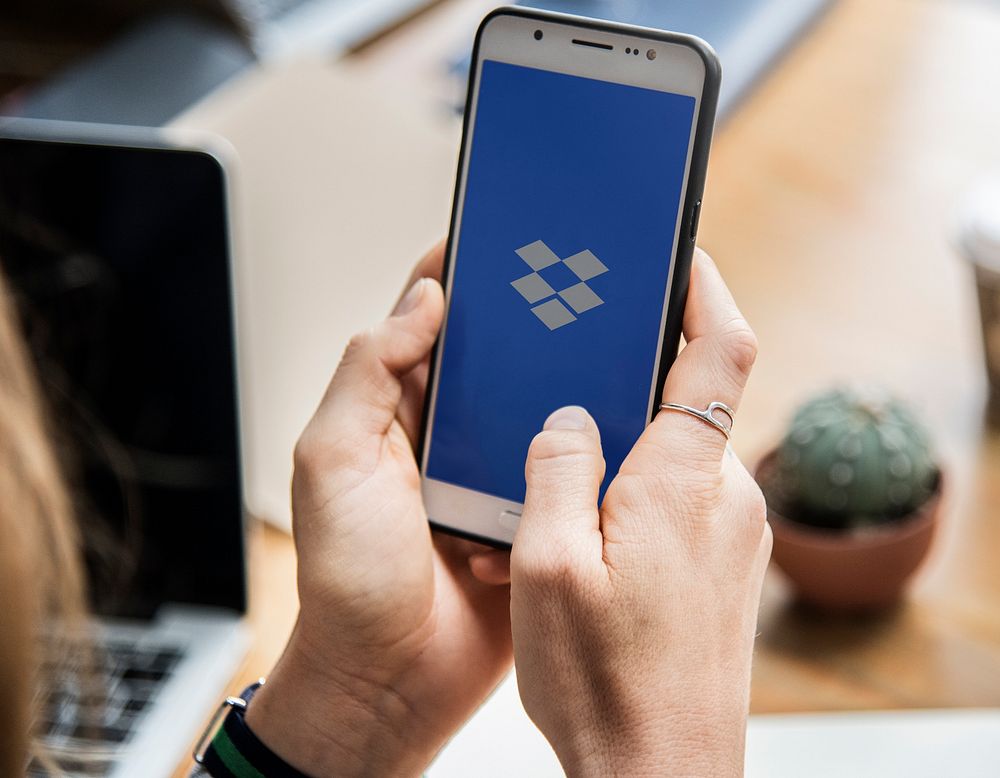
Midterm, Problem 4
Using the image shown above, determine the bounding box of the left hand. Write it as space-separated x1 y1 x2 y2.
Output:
245 243 514 777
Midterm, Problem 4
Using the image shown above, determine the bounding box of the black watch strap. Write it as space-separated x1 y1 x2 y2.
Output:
199 683 311 778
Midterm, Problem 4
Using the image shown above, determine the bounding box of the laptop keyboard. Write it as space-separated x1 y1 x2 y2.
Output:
28 638 185 777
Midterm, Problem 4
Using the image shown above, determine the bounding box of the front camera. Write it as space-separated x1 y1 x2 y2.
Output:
534 29 543 40
646 48 656 60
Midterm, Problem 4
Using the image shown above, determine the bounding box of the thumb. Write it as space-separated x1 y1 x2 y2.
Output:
313 278 444 443
514 406 606 557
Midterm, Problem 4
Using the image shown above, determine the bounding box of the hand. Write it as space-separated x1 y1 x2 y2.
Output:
246 243 514 777
510 249 771 777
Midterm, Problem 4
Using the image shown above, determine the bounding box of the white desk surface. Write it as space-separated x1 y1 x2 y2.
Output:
430 672 1000 778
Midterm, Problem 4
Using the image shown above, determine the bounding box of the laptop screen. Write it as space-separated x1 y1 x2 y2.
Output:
0 134 246 618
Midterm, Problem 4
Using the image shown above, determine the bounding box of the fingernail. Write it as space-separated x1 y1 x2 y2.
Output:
544 406 589 431
393 278 425 317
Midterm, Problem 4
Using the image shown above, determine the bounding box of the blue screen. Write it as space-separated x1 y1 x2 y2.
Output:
426 59 695 503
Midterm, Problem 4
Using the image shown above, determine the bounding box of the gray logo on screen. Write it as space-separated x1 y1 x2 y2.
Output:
510 240 610 330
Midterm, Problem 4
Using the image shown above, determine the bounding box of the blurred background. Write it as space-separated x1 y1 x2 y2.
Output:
2 0 1000 776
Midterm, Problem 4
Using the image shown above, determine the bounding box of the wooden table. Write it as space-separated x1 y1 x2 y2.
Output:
705 0 1000 712
174 0 1000 773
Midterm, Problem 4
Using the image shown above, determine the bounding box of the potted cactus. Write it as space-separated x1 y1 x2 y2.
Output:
756 387 944 610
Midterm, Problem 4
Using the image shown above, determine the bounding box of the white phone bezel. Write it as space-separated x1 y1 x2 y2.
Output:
421 12 708 546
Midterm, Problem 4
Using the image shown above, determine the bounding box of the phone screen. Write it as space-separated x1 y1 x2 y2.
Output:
426 59 696 504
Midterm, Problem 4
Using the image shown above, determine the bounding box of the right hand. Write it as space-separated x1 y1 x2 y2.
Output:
510 249 771 777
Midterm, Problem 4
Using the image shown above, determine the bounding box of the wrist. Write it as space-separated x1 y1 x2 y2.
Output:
244 621 435 778
553 699 748 778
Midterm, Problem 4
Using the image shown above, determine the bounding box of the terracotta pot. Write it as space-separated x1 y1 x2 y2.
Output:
755 451 943 611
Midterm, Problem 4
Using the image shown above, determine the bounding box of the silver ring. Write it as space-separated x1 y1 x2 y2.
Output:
658 401 735 440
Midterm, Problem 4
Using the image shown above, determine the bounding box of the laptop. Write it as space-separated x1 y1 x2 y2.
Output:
2 0 438 127
452 0 834 120
520 0 834 116
213 0 437 60
0 119 249 778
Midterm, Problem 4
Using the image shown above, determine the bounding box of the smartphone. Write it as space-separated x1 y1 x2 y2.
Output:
419 7 721 548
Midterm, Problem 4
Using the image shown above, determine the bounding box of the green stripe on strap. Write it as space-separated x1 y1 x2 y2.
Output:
211 726 267 778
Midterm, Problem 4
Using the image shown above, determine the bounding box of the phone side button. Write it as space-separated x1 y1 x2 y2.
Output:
498 510 522 532
689 199 702 241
